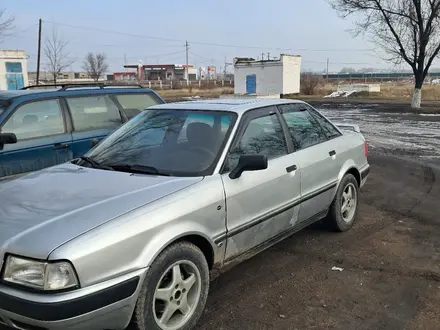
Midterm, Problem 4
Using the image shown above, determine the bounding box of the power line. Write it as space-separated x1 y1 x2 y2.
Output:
43 20 376 52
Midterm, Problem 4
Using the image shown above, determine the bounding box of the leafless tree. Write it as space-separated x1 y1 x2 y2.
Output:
82 52 109 81
44 28 74 85
329 0 440 108
301 72 323 95
0 9 14 42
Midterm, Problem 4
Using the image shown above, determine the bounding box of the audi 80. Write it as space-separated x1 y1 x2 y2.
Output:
0 98 370 330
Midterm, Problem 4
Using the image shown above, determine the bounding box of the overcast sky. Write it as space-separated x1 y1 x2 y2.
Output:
3 0 413 73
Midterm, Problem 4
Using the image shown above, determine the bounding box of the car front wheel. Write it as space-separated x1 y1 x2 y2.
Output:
326 173 359 232
131 242 210 330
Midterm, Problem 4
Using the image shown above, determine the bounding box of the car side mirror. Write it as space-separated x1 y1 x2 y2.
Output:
0 132 17 145
229 154 268 179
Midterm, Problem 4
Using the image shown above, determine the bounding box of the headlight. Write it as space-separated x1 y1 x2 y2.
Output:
2 256 79 291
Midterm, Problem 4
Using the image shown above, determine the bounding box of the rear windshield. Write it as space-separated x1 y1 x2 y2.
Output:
115 93 163 119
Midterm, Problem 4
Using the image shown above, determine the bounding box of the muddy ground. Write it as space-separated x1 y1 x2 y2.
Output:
193 104 440 330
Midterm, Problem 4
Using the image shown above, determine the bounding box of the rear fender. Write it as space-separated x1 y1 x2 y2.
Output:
333 159 359 198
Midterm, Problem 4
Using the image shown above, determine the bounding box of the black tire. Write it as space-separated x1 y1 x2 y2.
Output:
326 173 360 232
131 242 210 330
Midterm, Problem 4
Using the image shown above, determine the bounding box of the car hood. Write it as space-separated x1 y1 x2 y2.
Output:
0 163 202 260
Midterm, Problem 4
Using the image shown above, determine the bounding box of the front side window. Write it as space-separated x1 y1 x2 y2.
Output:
86 109 237 176
226 111 288 171
115 93 162 119
279 103 327 150
66 95 122 131
1 99 65 140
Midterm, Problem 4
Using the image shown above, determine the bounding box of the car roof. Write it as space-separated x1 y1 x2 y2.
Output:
0 89 60 100
0 87 158 102
148 98 306 114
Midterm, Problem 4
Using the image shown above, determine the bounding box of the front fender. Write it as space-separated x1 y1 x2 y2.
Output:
137 221 221 269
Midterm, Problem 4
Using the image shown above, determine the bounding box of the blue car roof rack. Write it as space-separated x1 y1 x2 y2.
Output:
21 83 145 91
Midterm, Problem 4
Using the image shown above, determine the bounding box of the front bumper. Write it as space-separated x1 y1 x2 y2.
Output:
0 268 147 330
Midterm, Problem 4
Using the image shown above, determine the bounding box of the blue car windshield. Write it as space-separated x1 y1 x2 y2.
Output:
86 109 237 176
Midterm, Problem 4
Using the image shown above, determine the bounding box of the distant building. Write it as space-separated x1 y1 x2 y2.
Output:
27 71 96 84
123 64 197 81
233 54 301 97
0 50 29 90
112 71 137 81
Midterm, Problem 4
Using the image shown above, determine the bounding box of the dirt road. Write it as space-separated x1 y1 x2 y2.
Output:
195 155 440 330
3 103 440 330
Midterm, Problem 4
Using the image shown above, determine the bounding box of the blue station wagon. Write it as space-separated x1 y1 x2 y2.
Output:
0 84 164 180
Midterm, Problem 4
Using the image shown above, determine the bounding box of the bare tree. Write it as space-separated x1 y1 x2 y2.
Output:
301 72 323 95
44 28 74 85
329 0 440 108
82 52 109 81
0 9 14 42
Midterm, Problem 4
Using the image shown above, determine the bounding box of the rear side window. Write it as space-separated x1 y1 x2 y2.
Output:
115 93 162 119
1 99 65 140
66 95 122 131
306 106 342 139
278 104 328 150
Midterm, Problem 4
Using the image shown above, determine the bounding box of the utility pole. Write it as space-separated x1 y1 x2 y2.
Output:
224 56 233 79
261 52 264 60
326 58 329 82
36 18 42 85
224 56 227 77
267 52 270 60
185 40 189 84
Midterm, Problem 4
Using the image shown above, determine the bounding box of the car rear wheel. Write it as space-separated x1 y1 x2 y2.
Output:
326 173 359 232
131 242 210 330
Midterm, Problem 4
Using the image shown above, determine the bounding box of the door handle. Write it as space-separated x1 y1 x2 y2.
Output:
53 143 69 150
286 165 297 173
329 150 336 156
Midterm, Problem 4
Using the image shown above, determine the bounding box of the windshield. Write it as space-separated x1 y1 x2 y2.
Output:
86 109 237 176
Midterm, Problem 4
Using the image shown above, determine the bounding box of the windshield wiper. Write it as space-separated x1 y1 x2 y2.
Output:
108 164 171 176
79 156 114 171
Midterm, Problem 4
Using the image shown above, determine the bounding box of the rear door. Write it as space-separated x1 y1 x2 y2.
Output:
278 103 340 222
112 92 164 119
65 94 124 159
0 98 72 179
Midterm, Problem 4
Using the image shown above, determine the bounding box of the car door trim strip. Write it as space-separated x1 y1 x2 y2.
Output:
214 180 337 244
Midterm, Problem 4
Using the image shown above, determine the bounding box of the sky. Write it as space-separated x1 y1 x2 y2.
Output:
2 0 412 74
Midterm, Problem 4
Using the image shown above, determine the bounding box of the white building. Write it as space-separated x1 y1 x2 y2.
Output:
0 50 29 90
233 54 301 97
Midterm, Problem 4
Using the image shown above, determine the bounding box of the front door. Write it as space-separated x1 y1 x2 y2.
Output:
221 106 301 262
65 94 124 158
0 99 72 179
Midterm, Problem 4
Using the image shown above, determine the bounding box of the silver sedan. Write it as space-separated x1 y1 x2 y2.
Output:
0 98 369 330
